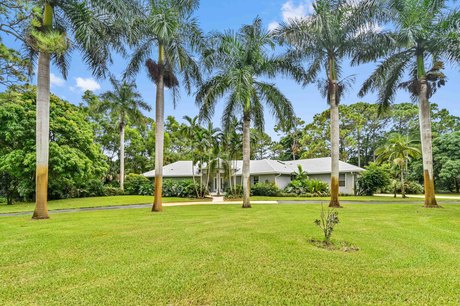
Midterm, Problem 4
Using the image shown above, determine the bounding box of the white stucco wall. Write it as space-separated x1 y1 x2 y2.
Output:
275 175 292 189
309 173 355 195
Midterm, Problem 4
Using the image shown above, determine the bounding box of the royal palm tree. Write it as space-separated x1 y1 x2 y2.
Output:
196 17 305 208
125 0 203 212
376 133 421 198
28 0 134 219
276 0 384 207
100 77 151 191
357 0 460 207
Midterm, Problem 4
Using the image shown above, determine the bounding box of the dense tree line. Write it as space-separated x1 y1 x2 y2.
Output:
1 0 460 217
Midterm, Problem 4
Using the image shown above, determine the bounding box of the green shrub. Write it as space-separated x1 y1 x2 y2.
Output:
357 163 391 196
225 185 243 199
161 179 204 198
103 186 124 196
383 180 424 195
251 182 281 196
125 174 152 195
405 181 424 194
284 178 329 196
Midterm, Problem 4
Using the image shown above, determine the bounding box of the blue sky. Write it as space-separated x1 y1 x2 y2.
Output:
3 0 460 139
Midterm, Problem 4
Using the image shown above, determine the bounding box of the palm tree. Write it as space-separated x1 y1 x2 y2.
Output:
181 115 201 197
196 17 305 208
376 133 421 198
28 0 134 219
357 0 460 207
125 0 203 212
276 0 384 208
99 77 151 191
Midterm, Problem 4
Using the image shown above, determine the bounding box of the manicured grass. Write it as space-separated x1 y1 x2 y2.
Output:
250 195 460 203
1 204 459 304
0 196 208 213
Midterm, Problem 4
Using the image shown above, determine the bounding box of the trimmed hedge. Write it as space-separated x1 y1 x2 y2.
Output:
251 182 281 196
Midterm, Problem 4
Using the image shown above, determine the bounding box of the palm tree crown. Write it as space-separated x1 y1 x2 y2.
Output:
376 133 421 198
99 77 150 191
196 17 305 208
357 0 460 107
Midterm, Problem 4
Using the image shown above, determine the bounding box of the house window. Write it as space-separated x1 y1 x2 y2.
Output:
339 174 346 187
253 176 259 184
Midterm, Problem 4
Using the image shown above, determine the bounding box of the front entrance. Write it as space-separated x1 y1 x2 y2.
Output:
213 177 224 194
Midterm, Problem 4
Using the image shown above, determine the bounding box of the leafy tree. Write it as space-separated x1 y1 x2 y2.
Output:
433 132 460 193
22 0 134 219
125 0 203 212
357 163 391 196
0 88 108 203
275 117 305 161
251 129 274 160
0 1 34 87
196 17 304 208
376 133 421 198
277 0 384 207
99 77 150 191
357 0 460 207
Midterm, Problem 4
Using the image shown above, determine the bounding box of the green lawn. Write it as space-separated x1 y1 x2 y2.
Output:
1 204 459 304
250 195 460 203
0 196 208 213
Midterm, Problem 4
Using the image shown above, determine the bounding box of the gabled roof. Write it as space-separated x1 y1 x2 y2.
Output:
287 157 364 174
233 160 293 175
142 161 200 178
142 157 364 178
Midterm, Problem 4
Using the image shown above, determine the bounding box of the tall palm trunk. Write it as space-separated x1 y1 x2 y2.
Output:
242 111 251 208
419 85 437 207
152 45 165 212
329 100 341 207
33 3 53 220
400 165 406 198
417 54 438 207
119 121 125 191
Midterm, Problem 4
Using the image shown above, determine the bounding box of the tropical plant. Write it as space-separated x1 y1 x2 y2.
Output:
357 0 460 207
314 204 340 244
291 164 309 180
23 0 133 219
196 17 305 208
276 0 384 207
284 178 329 196
251 182 281 196
357 163 391 196
125 0 203 212
376 133 421 198
99 77 150 191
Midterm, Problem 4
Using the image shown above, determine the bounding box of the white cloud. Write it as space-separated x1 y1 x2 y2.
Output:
268 21 280 32
281 0 314 22
75 77 101 92
50 73 65 87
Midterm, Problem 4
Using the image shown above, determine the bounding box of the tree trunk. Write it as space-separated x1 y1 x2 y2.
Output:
32 3 53 220
357 128 361 168
419 79 438 207
119 121 125 191
152 45 165 212
329 96 341 208
400 166 406 198
242 112 251 208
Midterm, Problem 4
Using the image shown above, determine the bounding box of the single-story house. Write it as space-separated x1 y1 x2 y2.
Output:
143 157 364 195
